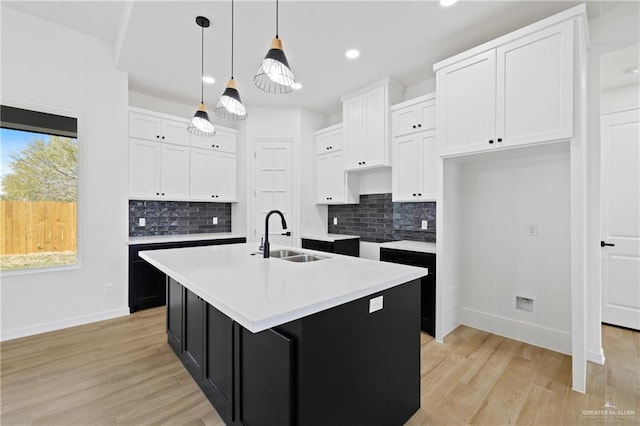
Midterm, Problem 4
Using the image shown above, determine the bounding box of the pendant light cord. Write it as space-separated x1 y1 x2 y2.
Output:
275 0 279 38
200 23 204 103
231 0 234 78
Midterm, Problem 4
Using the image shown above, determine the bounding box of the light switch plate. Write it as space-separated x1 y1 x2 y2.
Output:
138 218 145 227
527 224 537 236
369 296 383 313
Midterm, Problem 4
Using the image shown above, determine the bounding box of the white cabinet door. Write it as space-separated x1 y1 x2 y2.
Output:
315 125 343 154
316 152 332 203
496 20 574 147
161 118 190 146
439 50 496 156
191 128 237 153
344 96 365 169
392 97 436 137
129 138 159 198
213 152 237 202
159 144 190 200
418 100 437 132
129 112 160 142
316 151 352 204
190 148 216 200
418 131 438 201
363 85 387 167
393 107 419 137
392 135 419 201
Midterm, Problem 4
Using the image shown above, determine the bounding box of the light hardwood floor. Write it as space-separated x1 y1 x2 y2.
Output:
2 307 638 425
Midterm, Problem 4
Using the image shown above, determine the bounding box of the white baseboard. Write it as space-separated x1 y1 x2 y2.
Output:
0 308 130 341
460 306 571 355
587 348 606 365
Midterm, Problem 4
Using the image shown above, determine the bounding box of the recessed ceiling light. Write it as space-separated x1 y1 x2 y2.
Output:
621 66 640 77
440 0 459 6
346 49 360 59
202 76 215 84
292 82 302 90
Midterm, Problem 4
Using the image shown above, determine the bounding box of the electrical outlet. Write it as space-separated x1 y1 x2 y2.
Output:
333 217 338 225
105 283 113 295
421 220 428 230
527 224 538 236
369 296 384 313
138 217 146 227
212 217 218 225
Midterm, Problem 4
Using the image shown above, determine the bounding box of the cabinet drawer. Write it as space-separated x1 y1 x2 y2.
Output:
191 129 237 153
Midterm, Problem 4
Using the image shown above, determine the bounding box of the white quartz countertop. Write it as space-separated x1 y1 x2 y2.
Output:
379 241 437 254
140 243 426 333
128 233 245 245
300 234 360 242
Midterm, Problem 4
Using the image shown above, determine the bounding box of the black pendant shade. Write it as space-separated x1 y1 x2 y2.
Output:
187 16 215 136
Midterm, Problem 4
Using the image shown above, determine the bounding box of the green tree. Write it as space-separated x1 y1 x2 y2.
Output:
1 135 77 201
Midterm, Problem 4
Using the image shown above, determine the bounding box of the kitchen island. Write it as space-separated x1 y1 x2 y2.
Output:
140 243 426 426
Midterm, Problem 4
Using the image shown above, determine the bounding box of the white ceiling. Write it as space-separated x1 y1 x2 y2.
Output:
4 1 637 115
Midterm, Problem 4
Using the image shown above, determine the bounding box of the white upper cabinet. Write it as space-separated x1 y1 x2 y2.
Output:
128 108 238 202
314 125 359 205
129 110 190 146
190 148 237 202
315 124 344 154
392 130 438 202
191 128 238 153
435 19 575 157
391 94 437 137
342 79 404 171
129 138 189 200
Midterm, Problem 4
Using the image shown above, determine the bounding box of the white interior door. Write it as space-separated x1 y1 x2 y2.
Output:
253 140 293 246
601 108 640 330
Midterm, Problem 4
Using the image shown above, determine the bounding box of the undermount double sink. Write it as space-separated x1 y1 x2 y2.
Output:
269 249 328 263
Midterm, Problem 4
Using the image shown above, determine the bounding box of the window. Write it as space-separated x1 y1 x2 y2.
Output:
1 105 78 271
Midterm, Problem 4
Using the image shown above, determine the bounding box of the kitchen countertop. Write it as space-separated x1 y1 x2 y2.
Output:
128 233 245 245
140 243 426 333
300 233 360 242
379 240 437 254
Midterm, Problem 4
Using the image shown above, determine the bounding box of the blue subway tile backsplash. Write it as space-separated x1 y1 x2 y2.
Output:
129 200 231 236
327 193 435 243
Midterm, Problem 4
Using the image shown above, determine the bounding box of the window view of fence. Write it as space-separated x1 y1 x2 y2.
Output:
1 106 78 271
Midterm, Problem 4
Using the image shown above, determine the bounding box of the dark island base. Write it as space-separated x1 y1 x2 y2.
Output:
167 277 421 426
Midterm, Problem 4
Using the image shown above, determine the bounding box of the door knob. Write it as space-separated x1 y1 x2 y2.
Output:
600 241 615 247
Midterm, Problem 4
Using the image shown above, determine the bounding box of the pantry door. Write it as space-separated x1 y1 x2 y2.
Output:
252 140 294 246
601 108 640 330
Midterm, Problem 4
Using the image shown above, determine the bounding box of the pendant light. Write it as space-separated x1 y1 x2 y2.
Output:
215 0 248 120
254 0 296 93
187 16 215 136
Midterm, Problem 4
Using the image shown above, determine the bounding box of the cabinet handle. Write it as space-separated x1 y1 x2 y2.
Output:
418 193 422 196
497 138 502 143
418 124 422 128
413 193 417 196
211 195 215 198
161 136 165 140
489 140 494 144
362 161 366 165
412 125 416 129
156 192 160 195
161 193 165 196
215 195 219 198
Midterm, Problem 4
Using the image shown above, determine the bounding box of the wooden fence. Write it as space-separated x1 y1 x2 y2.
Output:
0 201 77 255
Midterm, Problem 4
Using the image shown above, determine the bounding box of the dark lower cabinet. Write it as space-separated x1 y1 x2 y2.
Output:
129 237 245 313
301 237 360 257
380 247 436 336
183 289 205 380
202 305 235 424
167 278 420 426
239 328 293 426
167 277 183 354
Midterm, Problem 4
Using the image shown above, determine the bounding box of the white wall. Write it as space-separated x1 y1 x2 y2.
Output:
404 77 436 100
0 7 130 340
585 1 640 364
458 148 572 354
243 106 328 244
